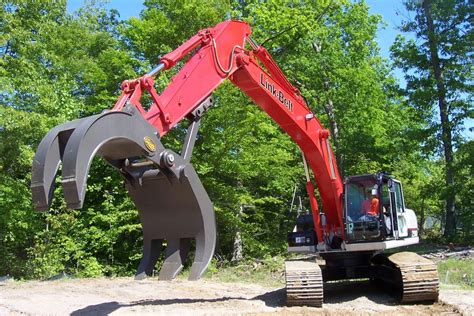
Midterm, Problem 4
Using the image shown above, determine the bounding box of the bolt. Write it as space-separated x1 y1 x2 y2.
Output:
166 153 175 166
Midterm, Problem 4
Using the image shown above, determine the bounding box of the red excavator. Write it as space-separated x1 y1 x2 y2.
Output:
31 20 438 307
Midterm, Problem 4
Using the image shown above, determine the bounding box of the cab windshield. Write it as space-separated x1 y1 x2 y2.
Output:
345 179 378 222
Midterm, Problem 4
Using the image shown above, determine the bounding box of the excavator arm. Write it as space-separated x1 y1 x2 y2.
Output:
31 20 344 280
115 20 343 240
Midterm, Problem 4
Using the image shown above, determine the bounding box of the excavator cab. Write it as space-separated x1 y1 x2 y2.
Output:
344 173 409 243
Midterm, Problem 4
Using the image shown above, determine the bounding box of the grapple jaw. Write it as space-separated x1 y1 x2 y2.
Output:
31 107 216 281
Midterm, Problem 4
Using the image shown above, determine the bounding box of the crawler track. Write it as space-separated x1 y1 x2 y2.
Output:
388 252 439 303
285 260 323 307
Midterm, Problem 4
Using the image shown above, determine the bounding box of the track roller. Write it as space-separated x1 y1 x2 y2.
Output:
388 252 439 303
285 260 323 307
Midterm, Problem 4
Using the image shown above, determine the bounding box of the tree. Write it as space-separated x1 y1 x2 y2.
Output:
1 0 444 278
0 0 142 278
391 0 473 237
240 0 411 178
453 140 474 241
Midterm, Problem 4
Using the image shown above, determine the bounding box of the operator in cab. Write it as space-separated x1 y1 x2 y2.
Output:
361 188 379 218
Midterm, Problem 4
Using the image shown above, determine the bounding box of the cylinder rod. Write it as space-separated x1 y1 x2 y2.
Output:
146 63 166 78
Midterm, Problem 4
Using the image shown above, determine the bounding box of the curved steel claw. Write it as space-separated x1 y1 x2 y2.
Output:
128 164 216 281
31 108 216 281
31 118 87 211
59 110 164 209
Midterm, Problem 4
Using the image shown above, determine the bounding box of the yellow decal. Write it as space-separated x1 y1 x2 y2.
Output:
144 136 156 152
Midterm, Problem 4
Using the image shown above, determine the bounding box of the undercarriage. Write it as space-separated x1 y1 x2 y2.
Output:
284 250 439 307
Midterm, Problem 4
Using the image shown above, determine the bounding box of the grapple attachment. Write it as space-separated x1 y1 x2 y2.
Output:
31 106 216 280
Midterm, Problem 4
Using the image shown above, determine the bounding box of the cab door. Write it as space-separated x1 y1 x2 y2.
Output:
389 179 408 237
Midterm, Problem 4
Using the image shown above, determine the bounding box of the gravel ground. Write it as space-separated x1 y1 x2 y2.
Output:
439 288 474 315
0 277 471 315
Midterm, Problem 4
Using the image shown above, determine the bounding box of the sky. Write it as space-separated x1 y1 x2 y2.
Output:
65 1 410 61
66 0 472 139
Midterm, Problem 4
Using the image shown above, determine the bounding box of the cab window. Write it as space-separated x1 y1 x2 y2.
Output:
393 181 404 213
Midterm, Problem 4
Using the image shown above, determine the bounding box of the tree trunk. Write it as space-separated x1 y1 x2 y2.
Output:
419 198 425 237
320 72 342 175
422 0 456 237
324 97 342 176
311 44 343 176
231 204 243 262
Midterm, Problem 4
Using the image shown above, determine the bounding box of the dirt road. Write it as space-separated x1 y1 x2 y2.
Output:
0 277 471 315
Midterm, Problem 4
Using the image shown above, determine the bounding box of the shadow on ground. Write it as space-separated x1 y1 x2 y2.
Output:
71 280 396 315
71 297 247 315
323 280 397 305
252 280 398 307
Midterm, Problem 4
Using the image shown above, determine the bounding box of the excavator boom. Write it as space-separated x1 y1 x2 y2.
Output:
114 20 344 241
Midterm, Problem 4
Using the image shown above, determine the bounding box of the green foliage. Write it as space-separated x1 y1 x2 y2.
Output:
240 0 409 177
0 106 55 277
0 0 471 280
125 0 231 63
0 1 142 279
195 83 302 258
391 0 472 148
453 140 474 241
391 0 472 237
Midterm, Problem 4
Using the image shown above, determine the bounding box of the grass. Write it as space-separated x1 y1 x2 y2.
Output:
176 256 286 287
176 247 474 291
438 258 474 290
202 256 474 291
206 264 284 288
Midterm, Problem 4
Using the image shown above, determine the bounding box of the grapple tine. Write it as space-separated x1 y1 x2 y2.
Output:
31 118 87 211
189 229 216 280
156 238 192 280
159 239 184 280
179 238 192 265
135 238 163 280
182 167 217 281
60 110 163 209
